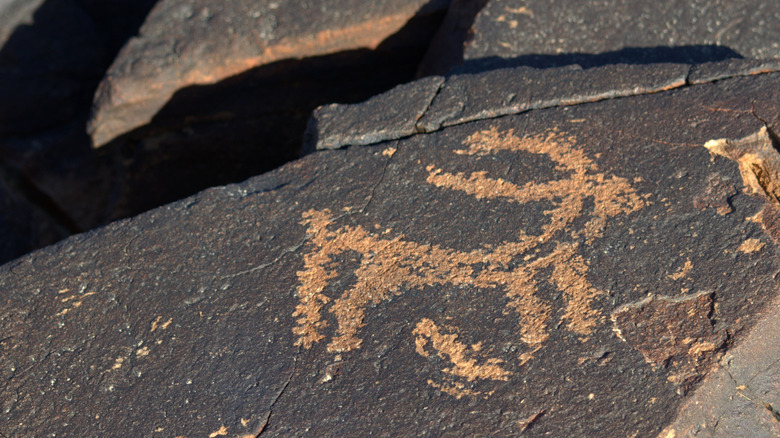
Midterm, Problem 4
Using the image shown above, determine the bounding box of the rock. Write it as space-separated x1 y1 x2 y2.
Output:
421 0 780 74
82 0 451 223
3 63 780 436
88 0 452 148
306 58 780 150
304 76 444 152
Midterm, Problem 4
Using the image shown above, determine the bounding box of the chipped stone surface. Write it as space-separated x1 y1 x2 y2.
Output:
304 76 443 152
660 294 780 437
2 67 780 436
611 292 727 391
88 0 451 147
704 127 780 210
463 0 780 64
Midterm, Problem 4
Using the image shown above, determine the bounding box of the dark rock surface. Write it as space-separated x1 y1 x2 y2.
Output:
422 0 780 75
3 64 780 436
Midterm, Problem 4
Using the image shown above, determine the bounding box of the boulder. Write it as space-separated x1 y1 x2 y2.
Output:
2 61 780 436
81 0 451 224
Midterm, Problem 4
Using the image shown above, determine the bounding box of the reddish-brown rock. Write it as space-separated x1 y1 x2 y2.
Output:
88 0 451 147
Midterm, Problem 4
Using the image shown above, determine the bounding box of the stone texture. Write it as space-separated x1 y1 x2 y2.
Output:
88 0 451 148
421 0 780 75
3 65 780 437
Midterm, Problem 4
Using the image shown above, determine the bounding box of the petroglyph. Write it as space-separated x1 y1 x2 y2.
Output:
414 318 511 399
293 128 647 397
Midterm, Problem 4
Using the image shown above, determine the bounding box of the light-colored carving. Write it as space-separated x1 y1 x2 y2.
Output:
414 318 510 398
293 128 647 396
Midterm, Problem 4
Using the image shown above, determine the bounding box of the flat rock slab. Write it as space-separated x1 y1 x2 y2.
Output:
3 65 780 436
88 0 450 147
307 58 780 150
464 0 780 63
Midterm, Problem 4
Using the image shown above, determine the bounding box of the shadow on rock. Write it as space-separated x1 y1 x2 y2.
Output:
453 45 743 75
97 7 446 221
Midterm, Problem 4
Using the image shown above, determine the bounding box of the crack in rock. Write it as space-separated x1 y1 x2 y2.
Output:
255 346 300 437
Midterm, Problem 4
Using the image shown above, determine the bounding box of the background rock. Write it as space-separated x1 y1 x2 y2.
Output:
0 0 157 263
85 0 452 224
88 0 451 147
